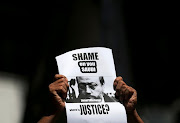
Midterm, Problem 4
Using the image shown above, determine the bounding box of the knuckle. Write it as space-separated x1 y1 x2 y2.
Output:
121 84 127 91
122 84 127 88
118 76 123 80
115 76 123 82
67 83 70 88
64 89 68 93
63 75 66 78
120 91 123 96
65 77 68 82
49 84 53 92
59 86 63 90
126 86 131 91
130 87 136 93
64 78 68 83
54 74 59 78
121 81 126 85
116 86 121 91
113 83 117 88
131 97 137 104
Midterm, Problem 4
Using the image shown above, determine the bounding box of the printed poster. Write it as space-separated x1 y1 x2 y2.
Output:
55 47 127 123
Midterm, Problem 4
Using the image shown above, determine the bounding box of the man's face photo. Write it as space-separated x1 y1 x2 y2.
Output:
76 76 104 100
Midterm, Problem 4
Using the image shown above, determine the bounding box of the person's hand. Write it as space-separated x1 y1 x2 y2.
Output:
113 77 137 113
49 74 69 111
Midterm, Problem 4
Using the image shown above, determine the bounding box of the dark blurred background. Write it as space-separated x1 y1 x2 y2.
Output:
0 0 172 123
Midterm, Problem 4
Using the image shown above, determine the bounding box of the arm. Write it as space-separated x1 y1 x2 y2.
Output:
38 74 69 123
113 77 144 123
126 109 144 123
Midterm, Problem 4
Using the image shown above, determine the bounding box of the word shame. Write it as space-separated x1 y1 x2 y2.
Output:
72 52 99 61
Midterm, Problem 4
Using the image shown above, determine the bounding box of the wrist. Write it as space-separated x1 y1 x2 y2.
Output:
56 106 65 114
126 109 144 123
126 108 136 116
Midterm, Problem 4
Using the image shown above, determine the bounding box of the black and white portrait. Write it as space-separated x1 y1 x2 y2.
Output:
66 76 117 103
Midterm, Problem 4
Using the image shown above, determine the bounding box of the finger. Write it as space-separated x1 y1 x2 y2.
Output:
115 76 123 81
49 83 63 93
53 91 65 108
54 77 67 84
113 77 122 90
129 88 137 103
114 76 123 84
125 88 137 110
59 78 69 91
115 92 119 99
124 87 130 103
54 74 66 80
57 85 68 99
59 81 69 92
64 77 69 88
119 84 128 103
113 78 118 90
49 82 67 97
53 78 69 94
113 82 117 90
115 79 126 97
119 94 123 103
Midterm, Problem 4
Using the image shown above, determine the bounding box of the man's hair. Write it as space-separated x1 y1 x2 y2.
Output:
76 76 105 86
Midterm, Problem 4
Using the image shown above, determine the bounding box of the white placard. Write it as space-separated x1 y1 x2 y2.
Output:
56 47 127 123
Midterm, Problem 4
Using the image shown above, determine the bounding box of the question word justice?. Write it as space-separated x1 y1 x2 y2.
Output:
80 104 110 115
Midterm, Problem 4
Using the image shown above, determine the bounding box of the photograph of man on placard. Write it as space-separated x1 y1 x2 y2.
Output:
66 76 117 103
